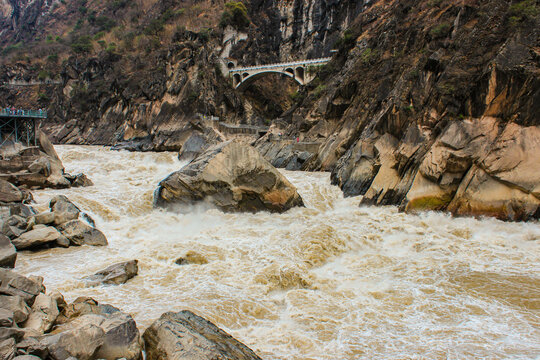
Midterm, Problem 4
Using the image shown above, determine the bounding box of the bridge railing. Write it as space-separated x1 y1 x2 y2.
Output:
229 57 332 73
0 109 47 119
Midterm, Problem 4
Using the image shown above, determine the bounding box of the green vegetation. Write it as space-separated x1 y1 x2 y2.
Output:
335 29 356 49
144 19 165 35
109 0 129 11
430 23 451 38
38 93 50 102
361 48 378 65
219 2 250 29
97 40 106 48
37 70 49 81
70 35 93 54
198 28 212 43
106 42 117 53
45 35 54 43
508 0 539 25
95 16 116 31
47 53 59 63
313 84 327 97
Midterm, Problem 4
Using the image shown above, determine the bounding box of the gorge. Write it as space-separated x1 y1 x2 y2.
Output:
0 0 539 358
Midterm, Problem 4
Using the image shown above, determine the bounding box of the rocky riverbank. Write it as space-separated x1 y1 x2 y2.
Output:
0 268 262 360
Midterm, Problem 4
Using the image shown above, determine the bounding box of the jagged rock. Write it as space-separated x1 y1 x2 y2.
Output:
83 260 138 286
1 215 28 239
0 338 16 360
15 337 49 358
49 298 142 360
11 225 68 250
155 141 304 213
0 308 14 327
13 356 42 360
56 220 107 247
30 212 55 226
0 234 16 268
0 180 23 203
0 295 31 325
143 310 262 360
70 174 93 188
27 157 51 177
8 203 35 219
178 133 209 161
23 293 59 334
175 251 208 265
49 196 80 226
43 323 105 360
0 327 24 342
0 269 44 305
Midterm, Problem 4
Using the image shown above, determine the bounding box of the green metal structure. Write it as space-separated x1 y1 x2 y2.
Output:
0 109 47 147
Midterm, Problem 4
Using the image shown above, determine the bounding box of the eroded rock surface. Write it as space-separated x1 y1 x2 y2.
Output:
155 141 304 213
143 310 262 360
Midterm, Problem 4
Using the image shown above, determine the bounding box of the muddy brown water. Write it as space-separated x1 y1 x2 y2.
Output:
16 146 540 359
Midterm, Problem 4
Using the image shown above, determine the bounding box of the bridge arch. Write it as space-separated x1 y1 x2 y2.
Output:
295 67 304 83
234 69 301 91
233 73 242 87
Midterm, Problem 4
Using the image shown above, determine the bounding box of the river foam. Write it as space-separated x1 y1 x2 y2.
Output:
16 145 540 359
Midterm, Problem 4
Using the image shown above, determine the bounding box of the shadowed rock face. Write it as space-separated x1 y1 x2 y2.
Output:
155 141 304 213
143 310 262 360
254 0 540 221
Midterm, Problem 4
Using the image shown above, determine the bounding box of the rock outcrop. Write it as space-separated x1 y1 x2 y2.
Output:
155 141 304 213
0 270 143 360
143 310 262 360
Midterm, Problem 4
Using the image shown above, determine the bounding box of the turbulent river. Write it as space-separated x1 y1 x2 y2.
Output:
15 146 540 359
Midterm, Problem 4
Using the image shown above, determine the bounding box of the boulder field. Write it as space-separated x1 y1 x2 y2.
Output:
0 269 262 360
154 141 304 213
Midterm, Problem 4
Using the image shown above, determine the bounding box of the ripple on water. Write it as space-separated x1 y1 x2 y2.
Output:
15 145 540 360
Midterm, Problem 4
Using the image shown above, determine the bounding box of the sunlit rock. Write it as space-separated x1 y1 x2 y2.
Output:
143 310 262 360
155 141 304 213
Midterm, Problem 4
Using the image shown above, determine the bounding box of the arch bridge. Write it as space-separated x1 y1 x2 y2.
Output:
228 58 331 90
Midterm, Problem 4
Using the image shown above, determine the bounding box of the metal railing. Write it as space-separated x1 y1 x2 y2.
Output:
229 57 332 73
0 109 47 119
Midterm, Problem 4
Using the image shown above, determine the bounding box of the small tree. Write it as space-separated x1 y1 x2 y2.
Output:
219 2 250 29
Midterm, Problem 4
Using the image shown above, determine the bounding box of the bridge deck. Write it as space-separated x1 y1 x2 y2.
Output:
229 57 331 73
0 109 47 119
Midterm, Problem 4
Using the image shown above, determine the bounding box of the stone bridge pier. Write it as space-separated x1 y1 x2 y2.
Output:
228 58 331 90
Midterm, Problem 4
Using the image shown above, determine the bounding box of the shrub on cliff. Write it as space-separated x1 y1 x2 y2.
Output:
220 2 250 29
70 35 93 54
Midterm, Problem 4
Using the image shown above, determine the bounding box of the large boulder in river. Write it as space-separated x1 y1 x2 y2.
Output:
0 180 24 204
83 260 138 286
11 225 68 250
143 310 262 360
154 141 304 213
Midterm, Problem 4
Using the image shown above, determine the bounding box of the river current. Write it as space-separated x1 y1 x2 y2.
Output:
16 145 540 359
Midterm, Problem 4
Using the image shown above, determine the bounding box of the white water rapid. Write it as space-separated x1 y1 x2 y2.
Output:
16 146 540 359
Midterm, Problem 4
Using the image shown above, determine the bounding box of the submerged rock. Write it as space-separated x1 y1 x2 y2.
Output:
143 310 262 360
83 260 138 285
155 141 304 213
175 251 208 265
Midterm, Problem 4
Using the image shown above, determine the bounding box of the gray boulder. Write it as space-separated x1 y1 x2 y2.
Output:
0 180 23 204
83 260 138 286
0 338 16 360
0 308 14 327
1 215 28 239
0 295 31 325
49 196 80 226
71 174 93 188
11 225 68 250
43 323 105 360
155 141 304 213
23 293 59 334
143 310 262 360
56 220 107 247
0 269 44 305
0 234 16 268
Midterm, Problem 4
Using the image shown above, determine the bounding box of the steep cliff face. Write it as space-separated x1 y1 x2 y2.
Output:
257 0 540 221
1 0 538 220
